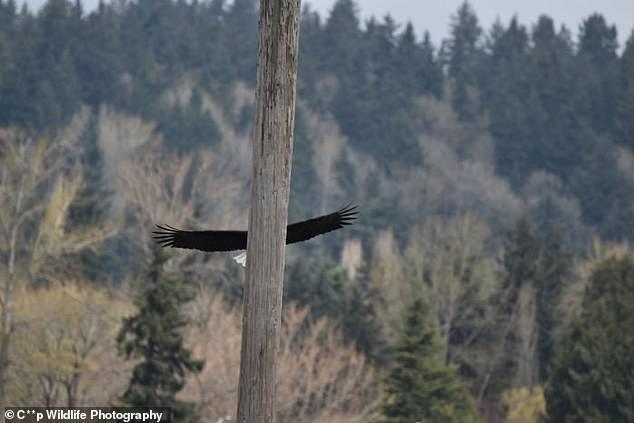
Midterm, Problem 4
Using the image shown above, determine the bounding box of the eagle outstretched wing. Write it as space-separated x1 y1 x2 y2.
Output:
152 226 247 252
286 204 357 244
153 204 358 253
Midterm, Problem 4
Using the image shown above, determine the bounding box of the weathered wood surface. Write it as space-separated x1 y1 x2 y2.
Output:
236 0 301 422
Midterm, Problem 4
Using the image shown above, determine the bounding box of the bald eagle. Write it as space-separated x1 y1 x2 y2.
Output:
153 204 358 266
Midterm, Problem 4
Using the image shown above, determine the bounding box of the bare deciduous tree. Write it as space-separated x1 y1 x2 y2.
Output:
183 291 379 423
303 108 345 213
0 123 117 406
118 143 248 279
340 238 363 281
405 213 496 365
368 230 410 346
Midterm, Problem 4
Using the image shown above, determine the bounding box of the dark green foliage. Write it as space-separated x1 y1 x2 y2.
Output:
222 0 257 82
487 218 542 395
544 255 634 422
342 260 386 363
500 218 541 309
569 138 634 241
2 2 629 245
615 31 634 149
445 1 484 120
535 230 572 380
489 218 572 396
288 108 319 221
285 255 388 363
68 111 109 226
575 14 620 137
66 111 118 283
159 90 221 151
284 256 347 320
117 248 203 421
381 299 481 423
76 1 123 105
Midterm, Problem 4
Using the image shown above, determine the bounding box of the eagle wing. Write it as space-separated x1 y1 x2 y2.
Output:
286 204 358 244
152 225 247 252
153 204 358 252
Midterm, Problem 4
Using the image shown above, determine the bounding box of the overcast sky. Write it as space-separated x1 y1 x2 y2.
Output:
22 0 634 46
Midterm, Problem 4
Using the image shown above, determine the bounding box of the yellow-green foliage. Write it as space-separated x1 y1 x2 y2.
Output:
503 386 546 423
9 284 130 406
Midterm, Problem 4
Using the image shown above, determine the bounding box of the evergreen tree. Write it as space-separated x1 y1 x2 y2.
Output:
323 0 368 146
298 5 324 101
419 31 443 97
488 217 551 396
527 16 578 178
360 16 420 164
159 89 221 151
445 1 484 120
284 256 346 320
615 30 634 149
535 230 571 380
494 219 571 387
381 299 481 423
342 260 386 363
77 0 122 105
288 108 319 224
575 14 619 135
545 255 634 422
499 218 541 316
66 111 118 281
117 247 203 422
222 0 257 82
485 18 536 185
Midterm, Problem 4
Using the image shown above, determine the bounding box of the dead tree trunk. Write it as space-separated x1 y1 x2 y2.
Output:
236 1 301 422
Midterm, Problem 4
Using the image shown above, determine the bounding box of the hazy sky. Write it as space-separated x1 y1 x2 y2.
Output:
22 0 634 46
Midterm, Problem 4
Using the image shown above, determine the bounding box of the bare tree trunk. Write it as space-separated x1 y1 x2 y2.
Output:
236 1 301 422
0 189 23 408
0 272 13 407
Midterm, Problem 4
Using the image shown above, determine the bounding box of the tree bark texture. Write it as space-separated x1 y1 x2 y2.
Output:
236 0 301 422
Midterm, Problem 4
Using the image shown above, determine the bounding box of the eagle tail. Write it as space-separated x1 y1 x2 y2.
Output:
233 251 247 267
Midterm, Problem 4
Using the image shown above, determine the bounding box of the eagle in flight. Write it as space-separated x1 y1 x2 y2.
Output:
153 204 358 266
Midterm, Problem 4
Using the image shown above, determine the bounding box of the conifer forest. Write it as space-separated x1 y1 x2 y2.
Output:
0 0 633 421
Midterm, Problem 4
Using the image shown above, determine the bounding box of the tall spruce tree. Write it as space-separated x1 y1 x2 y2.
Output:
616 30 634 149
381 299 481 423
575 14 619 136
489 218 542 395
117 247 203 422
535 229 571 381
445 1 483 120
544 255 634 422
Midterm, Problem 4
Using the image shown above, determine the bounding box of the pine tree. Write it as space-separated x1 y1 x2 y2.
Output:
535 229 571 381
117 247 203 422
381 299 481 423
323 0 369 150
485 18 536 185
419 31 443 97
487 218 542 397
284 256 346 320
222 0 257 82
445 1 483 120
615 30 634 149
342 259 386 364
575 14 619 135
527 16 578 178
544 255 634 422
